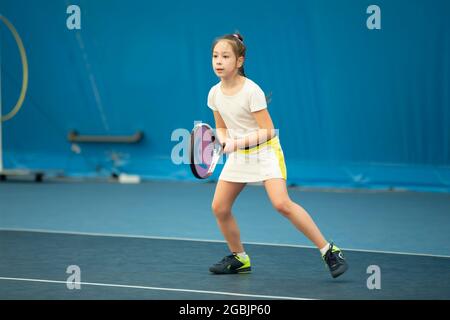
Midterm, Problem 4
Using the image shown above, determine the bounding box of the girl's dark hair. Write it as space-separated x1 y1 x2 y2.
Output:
212 33 246 77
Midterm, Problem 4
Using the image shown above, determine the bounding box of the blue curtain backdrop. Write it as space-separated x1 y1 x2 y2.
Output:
1 0 449 191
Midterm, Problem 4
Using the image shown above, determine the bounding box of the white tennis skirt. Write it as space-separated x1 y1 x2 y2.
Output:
219 136 287 183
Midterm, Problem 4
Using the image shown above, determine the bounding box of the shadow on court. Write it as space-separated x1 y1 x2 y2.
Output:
0 230 449 299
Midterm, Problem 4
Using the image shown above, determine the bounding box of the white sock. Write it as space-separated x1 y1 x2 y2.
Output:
320 243 330 256
235 251 248 259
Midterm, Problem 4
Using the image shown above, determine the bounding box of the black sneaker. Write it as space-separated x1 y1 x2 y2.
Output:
322 243 348 278
209 253 251 274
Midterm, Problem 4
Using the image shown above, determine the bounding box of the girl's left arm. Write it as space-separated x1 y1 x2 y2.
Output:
226 109 276 151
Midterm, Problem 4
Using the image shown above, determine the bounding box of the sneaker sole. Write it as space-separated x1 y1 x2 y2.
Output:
236 267 251 274
331 263 348 278
209 267 252 274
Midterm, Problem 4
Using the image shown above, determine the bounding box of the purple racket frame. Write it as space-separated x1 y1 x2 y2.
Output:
190 123 218 179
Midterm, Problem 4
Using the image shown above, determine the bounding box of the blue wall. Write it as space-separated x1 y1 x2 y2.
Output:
1 0 449 191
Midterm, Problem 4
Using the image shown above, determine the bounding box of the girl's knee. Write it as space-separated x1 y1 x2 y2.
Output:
211 201 231 220
272 199 292 217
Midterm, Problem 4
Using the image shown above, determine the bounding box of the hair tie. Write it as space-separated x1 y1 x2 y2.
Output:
233 34 243 43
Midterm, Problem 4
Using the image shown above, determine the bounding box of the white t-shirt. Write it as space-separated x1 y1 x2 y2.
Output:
207 78 267 139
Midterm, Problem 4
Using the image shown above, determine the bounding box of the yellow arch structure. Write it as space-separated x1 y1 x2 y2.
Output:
0 15 28 122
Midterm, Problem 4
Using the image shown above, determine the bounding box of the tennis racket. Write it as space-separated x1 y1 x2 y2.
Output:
189 123 225 179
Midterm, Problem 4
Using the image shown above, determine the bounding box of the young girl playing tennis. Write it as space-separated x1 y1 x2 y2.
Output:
207 33 348 278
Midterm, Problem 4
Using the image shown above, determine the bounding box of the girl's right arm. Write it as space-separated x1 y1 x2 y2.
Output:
213 111 228 145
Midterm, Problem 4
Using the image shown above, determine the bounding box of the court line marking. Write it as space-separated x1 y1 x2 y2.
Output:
0 277 313 300
1 227 450 259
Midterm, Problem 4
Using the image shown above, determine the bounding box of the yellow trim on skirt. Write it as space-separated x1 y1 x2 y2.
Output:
237 136 287 180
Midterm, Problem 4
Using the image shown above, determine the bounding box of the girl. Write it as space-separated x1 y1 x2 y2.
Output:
207 33 348 278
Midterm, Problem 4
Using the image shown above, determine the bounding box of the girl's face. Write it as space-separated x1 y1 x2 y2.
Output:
212 40 244 79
